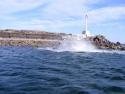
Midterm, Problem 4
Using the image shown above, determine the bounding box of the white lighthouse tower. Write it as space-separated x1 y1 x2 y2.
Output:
82 13 90 37
85 14 88 35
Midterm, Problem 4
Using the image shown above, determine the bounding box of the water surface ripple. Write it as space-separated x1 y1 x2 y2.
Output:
0 47 125 94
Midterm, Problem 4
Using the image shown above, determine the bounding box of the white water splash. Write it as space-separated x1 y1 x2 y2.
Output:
56 39 97 52
38 35 125 54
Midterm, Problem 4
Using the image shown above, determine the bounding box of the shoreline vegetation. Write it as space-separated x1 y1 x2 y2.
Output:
0 29 125 50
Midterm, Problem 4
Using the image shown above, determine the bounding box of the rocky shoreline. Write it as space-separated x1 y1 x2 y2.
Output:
0 38 60 48
0 29 124 51
0 29 63 48
89 35 125 51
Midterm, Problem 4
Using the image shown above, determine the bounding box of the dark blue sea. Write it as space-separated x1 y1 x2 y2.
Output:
0 46 125 94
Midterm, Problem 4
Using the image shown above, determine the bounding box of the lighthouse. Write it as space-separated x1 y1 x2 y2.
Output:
85 14 88 35
82 13 90 37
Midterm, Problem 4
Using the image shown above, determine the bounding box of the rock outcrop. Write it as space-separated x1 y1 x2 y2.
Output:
91 35 125 50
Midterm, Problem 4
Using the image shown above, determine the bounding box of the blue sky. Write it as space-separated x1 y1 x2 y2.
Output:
0 0 125 43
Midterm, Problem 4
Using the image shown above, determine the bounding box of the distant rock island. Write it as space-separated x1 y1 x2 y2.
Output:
0 29 124 51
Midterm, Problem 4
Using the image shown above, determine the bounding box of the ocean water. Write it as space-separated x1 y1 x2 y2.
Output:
0 46 125 94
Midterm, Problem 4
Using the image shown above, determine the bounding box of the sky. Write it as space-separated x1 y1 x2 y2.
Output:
0 0 125 43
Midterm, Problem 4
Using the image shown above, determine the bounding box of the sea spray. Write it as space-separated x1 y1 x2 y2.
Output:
55 40 125 54
56 39 97 52
37 34 125 54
